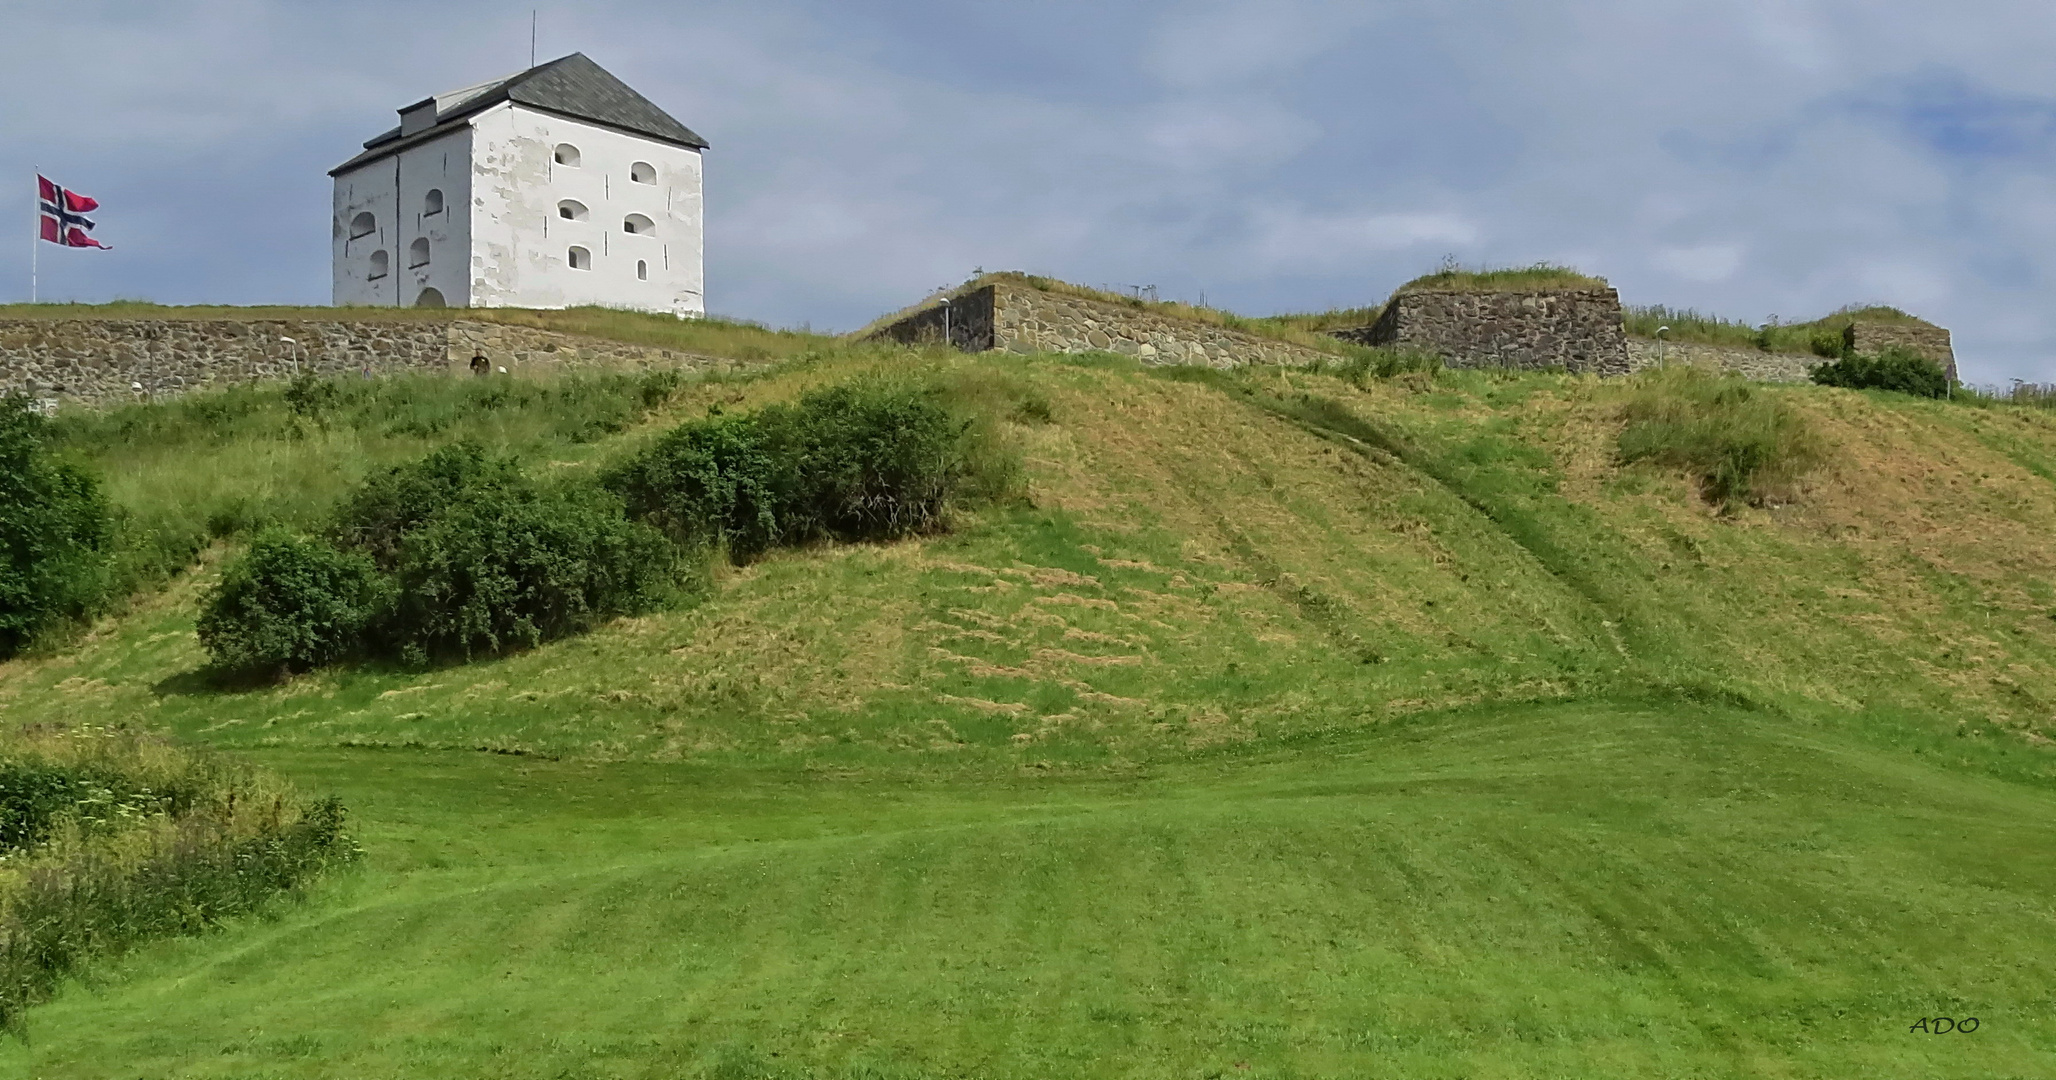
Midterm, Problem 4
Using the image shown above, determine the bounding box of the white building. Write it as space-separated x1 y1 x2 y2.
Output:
330 53 707 315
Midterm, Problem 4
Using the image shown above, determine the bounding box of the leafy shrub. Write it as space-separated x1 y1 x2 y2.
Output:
387 482 674 662
607 377 981 560
0 396 111 656
777 379 971 542
1809 347 1949 398
1808 329 1849 360
196 528 388 675
1618 368 1822 507
602 414 788 557
331 441 525 568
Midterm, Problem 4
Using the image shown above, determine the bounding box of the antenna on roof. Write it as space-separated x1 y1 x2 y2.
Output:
530 9 538 68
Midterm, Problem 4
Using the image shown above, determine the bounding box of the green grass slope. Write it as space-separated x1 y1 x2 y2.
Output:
4 348 2056 1077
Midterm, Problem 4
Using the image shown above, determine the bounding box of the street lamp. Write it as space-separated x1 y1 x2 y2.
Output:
1656 325 1670 370
937 297 951 350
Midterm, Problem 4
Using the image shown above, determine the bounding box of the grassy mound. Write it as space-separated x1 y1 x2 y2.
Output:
5 346 2056 1075
1625 303 1943 355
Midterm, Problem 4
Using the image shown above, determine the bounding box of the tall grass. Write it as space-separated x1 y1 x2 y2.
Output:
862 273 1360 355
1616 367 1822 506
0 725 355 1030
1624 303 1937 355
42 368 701 615
1395 262 1607 293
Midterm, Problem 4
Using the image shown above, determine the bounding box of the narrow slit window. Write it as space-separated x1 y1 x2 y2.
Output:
637 260 648 281
567 246 591 271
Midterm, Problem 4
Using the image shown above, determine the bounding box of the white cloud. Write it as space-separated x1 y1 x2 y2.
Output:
1653 243 1747 283
5 0 2056 380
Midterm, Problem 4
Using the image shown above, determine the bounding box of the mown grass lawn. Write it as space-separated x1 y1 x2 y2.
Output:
5 698 2050 1079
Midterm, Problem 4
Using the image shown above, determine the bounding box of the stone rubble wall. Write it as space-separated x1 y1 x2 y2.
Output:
1337 288 1631 375
865 282 1335 368
1624 339 1818 383
0 318 752 411
989 284 1335 367
1847 323 1957 381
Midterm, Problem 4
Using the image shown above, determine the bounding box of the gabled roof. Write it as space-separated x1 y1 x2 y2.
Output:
329 53 708 176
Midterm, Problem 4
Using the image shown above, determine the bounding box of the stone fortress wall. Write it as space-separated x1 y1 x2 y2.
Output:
1623 339 1816 383
1334 288 1631 375
1847 322 1956 381
0 318 757 410
868 281 1336 368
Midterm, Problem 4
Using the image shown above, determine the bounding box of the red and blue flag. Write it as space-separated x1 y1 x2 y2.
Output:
38 175 110 249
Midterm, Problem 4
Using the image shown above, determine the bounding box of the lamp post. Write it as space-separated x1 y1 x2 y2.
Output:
280 335 301 377
938 297 951 350
1656 325 1670 370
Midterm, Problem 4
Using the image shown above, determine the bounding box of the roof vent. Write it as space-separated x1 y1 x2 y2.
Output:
399 98 438 136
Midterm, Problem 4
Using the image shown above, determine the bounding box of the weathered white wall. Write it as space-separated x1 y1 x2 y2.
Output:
468 104 705 316
332 126 473 308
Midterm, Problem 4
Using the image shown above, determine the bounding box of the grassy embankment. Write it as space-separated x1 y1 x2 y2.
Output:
4 337 2056 1076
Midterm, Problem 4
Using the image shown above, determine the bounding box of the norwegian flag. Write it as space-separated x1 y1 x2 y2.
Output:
38 175 110 249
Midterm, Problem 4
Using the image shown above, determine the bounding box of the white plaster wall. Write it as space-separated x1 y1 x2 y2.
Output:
468 104 705 316
333 126 473 308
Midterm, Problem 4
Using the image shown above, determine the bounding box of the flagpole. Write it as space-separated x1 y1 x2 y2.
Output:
30 167 39 304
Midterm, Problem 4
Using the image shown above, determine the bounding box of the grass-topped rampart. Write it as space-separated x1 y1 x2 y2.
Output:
1391 261 1609 293
0 302 831 364
1625 302 1939 355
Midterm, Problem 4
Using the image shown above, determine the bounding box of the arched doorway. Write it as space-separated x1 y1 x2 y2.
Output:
415 287 446 308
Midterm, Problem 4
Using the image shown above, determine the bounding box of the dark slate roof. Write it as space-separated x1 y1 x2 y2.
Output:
329 53 707 176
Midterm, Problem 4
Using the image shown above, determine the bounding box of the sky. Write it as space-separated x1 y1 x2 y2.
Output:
6 0 2056 382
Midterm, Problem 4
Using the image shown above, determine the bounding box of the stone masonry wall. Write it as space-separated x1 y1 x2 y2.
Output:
989 284 1334 367
1624 339 1817 382
0 318 753 411
1847 322 1956 381
866 282 1335 368
866 286 998 352
1336 288 1630 375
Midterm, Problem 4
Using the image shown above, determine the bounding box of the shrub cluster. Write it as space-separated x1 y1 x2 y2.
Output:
605 377 977 559
1809 347 1950 399
199 443 673 673
0 396 111 658
197 374 1016 676
0 726 357 1031
1618 368 1822 507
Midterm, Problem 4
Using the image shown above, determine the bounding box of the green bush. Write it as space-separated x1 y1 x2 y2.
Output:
607 377 979 560
1618 368 1822 507
387 482 674 662
331 442 525 568
777 379 970 543
196 528 388 675
0 396 111 656
602 414 788 558
1809 347 1949 398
